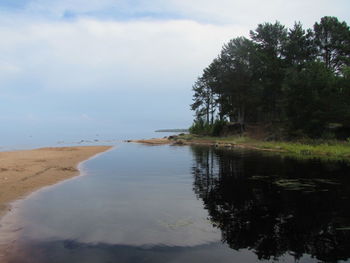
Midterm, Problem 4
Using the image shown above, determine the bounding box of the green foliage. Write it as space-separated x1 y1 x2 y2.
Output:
314 16 350 73
189 119 228 136
284 61 335 137
191 16 350 139
211 120 227 136
189 119 211 135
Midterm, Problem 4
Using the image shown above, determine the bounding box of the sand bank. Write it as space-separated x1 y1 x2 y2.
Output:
130 136 286 151
0 146 112 218
129 138 171 145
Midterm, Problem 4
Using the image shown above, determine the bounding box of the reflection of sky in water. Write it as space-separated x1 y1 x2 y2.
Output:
2 143 349 262
5 144 220 247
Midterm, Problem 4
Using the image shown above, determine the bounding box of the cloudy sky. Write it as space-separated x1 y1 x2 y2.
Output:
0 0 349 145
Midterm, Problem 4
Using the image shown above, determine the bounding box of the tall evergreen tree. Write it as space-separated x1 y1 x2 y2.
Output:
314 16 350 73
283 22 316 70
250 22 288 121
219 37 258 124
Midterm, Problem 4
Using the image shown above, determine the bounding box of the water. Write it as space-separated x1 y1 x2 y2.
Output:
0 129 176 151
1 143 350 262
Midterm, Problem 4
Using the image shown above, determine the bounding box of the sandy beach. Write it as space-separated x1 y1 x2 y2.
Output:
0 146 112 218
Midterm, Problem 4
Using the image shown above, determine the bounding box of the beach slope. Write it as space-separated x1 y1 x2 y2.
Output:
0 146 111 217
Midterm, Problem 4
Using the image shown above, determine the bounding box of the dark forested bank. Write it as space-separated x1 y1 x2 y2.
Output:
191 16 350 139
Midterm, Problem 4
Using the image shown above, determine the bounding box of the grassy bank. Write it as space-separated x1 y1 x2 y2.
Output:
172 134 350 161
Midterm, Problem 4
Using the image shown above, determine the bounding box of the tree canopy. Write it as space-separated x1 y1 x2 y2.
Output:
191 17 350 139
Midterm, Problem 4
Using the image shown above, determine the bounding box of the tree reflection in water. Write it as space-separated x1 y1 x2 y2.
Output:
191 146 350 262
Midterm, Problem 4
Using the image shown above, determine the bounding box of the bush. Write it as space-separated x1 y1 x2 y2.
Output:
189 119 210 135
211 120 227 136
189 119 227 136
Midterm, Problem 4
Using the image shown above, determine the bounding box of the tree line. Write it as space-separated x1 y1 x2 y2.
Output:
191 16 350 138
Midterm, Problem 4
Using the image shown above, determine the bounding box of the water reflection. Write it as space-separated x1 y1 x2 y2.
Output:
2 144 224 263
1 144 350 262
191 146 350 262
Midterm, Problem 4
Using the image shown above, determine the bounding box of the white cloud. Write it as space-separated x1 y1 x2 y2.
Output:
81 113 93 121
26 0 118 16
0 18 242 92
0 0 348 95
147 0 348 28
11 0 350 27
0 61 20 73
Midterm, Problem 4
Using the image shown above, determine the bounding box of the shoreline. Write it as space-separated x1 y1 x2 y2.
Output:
0 145 112 219
131 135 350 161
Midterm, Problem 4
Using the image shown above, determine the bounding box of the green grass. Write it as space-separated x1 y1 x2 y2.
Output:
259 140 350 158
175 134 350 161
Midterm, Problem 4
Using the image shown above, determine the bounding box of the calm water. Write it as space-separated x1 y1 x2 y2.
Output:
0 130 176 151
1 143 350 262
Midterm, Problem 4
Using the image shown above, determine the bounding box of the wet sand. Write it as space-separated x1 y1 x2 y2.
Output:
0 146 112 218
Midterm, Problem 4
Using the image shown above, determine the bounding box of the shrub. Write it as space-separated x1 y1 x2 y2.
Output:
211 120 227 136
189 119 227 136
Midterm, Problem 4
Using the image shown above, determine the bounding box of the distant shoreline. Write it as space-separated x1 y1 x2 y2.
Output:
0 145 112 219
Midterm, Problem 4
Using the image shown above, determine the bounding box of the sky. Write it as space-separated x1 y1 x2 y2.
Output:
0 0 349 146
